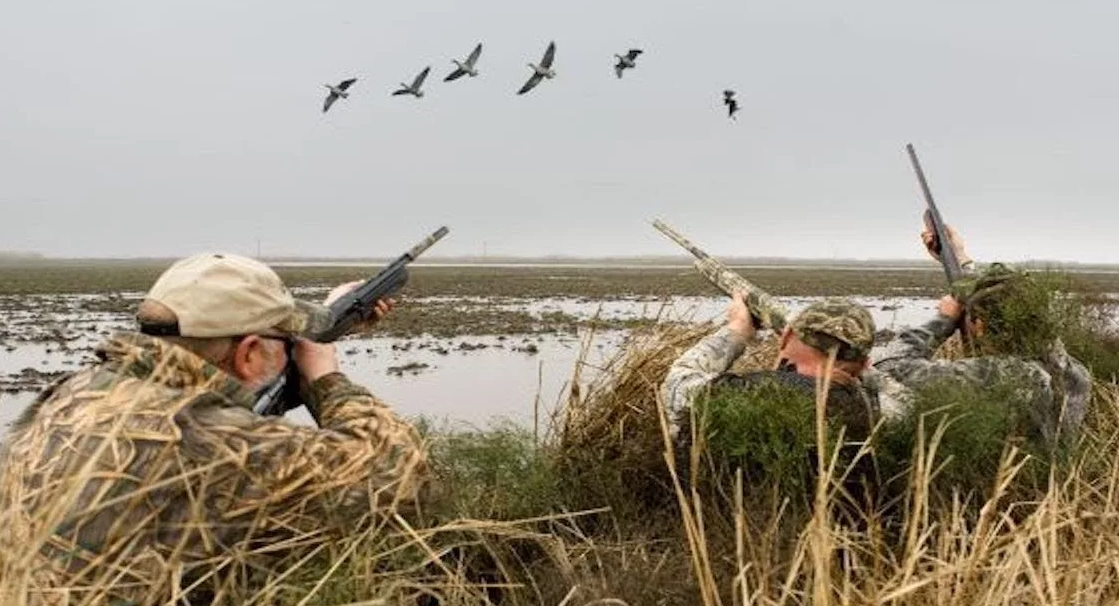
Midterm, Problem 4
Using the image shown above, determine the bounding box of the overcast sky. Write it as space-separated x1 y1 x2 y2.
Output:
1 0 1116 262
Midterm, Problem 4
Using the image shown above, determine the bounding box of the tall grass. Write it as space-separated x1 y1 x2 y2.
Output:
5 297 1119 604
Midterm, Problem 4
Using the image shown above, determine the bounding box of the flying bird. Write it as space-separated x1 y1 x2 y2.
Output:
322 78 357 113
613 48 643 79
444 43 483 82
723 89 739 120
517 41 557 95
392 66 432 98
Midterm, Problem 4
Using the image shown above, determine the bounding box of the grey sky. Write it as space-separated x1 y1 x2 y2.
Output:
2 0 1117 262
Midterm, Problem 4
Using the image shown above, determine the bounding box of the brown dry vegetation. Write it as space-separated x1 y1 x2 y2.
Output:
5 267 1119 604
5 315 1119 605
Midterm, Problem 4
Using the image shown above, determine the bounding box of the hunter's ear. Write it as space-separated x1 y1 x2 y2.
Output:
231 336 269 382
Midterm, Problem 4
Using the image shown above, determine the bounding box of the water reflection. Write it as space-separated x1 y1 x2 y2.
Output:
0 295 940 436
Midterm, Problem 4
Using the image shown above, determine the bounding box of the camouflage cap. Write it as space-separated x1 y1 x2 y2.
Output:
789 298 876 361
138 253 332 339
951 262 1027 310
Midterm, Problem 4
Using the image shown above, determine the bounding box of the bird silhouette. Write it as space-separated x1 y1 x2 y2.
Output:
723 89 739 120
392 66 432 98
517 41 557 95
445 43 483 82
613 49 643 78
322 78 357 113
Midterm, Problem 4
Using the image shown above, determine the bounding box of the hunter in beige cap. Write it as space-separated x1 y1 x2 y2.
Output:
0 252 426 604
138 252 332 338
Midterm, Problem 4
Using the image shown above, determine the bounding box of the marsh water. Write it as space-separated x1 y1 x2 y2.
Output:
0 293 940 434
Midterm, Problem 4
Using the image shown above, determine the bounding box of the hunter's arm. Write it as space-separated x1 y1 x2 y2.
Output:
661 326 749 429
184 372 429 528
872 312 961 384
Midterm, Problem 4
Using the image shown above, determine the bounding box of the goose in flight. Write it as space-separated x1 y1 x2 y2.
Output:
444 43 483 82
517 41 556 95
723 89 739 120
392 66 432 98
322 77 357 113
613 48 643 78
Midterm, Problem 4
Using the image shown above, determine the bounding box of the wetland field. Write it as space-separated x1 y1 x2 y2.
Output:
6 260 1119 605
2 260 1118 433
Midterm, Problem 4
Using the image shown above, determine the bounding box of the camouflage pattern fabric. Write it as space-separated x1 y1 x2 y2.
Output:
790 298 876 361
661 325 882 440
872 312 1092 446
0 332 430 605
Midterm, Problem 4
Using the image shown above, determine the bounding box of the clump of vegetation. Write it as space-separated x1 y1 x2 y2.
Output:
12 267 1119 605
875 377 1059 507
694 380 832 503
421 419 563 521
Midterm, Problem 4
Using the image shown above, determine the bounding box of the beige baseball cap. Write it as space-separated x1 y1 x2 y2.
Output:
138 253 332 338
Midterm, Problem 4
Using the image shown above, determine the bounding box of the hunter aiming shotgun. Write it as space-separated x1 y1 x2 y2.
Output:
253 225 450 419
906 143 965 284
651 218 789 332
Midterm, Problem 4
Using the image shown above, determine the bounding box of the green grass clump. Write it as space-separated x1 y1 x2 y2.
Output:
417 419 562 521
696 380 822 499
876 377 1060 505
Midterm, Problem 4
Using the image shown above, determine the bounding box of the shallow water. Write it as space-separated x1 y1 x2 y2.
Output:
0 294 939 435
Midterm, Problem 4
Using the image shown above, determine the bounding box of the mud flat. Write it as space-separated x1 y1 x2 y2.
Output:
0 277 942 434
15 261 1106 432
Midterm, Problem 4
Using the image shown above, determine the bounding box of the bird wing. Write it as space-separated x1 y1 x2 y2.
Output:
614 62 624 79
412 66 431 89
444 68 466 82
338 78 358 91
391 88 410 96
723 89 735 98
323 93 338 113
626 49 643 61
541 41 556 68
517 72 544 95
466 42 483 66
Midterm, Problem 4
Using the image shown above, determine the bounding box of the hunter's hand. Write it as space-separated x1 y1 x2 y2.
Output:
291 338 340 383
323 280 395 333
920 223 973 267
936 294 965 324
727 291 757 341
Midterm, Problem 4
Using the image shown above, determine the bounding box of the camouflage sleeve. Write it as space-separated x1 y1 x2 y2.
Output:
1043 342 1093 437
661 326 748 432
182 371 429 529
869 311 1007 391
872 312 958 373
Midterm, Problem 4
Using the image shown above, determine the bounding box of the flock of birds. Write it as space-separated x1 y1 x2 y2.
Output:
320 41 742 120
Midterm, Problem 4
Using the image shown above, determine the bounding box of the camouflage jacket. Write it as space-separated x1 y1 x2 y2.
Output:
661 326 883 440
0 332 430 605
872 312 1092 444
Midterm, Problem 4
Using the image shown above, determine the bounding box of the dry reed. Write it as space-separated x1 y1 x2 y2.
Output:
4 309 1119 605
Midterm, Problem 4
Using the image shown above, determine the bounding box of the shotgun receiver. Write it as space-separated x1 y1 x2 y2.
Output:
253 226 450 419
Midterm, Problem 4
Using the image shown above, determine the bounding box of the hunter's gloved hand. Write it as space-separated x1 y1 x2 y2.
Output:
920 221 973 268
323 280 396 334
726 291 758 341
